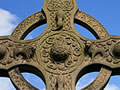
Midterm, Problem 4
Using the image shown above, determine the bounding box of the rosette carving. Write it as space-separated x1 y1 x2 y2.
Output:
36 32 84 73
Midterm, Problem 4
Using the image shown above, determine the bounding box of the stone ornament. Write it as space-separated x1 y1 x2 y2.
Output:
0 0 120 90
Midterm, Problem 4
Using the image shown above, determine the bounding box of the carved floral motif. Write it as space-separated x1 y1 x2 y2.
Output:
37 32 84 74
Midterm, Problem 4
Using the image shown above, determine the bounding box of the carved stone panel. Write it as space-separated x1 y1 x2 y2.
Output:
0 0 120 90
36 32 85 74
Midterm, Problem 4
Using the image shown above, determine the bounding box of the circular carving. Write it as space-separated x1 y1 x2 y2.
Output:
36 32 84 74
50 40 70 61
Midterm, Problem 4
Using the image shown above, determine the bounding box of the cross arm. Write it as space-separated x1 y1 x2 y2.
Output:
84 35 120 69
0 36 37 70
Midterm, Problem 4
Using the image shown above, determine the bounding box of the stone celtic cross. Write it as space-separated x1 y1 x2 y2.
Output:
0 0 120 90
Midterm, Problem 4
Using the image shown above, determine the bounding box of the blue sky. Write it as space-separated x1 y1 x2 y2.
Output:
0 0 120 90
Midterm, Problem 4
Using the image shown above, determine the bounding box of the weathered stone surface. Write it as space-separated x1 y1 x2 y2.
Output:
0 0 120 90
